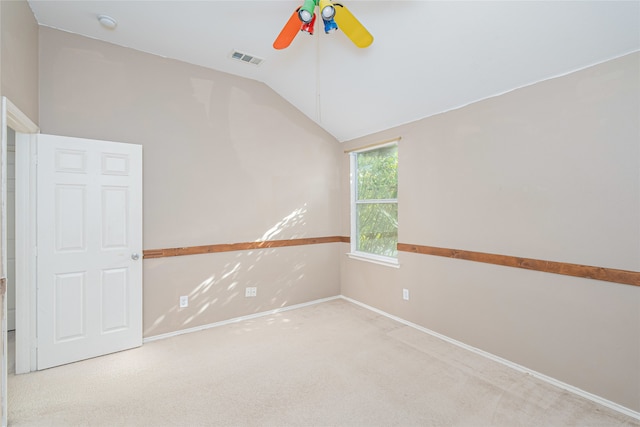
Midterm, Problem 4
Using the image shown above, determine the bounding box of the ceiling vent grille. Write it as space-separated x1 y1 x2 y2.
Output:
230 50 264 66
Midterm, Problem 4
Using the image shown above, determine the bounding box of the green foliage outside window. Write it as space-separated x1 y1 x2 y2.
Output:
355 145 398 257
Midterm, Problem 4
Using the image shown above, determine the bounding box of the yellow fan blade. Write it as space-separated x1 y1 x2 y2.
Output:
333 3 373 48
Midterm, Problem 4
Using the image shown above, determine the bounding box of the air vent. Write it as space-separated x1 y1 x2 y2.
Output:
230 50 264 66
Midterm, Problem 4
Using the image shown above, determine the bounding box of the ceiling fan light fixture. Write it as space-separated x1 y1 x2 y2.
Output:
301 14 316 35
273 1 373 49
298 0 316 23
321 5 335 20
298 9 312 23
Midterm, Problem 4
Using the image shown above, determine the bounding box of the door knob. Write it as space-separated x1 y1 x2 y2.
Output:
131 253 140 261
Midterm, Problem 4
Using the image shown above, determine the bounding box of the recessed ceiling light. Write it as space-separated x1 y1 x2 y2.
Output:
97 14 117 30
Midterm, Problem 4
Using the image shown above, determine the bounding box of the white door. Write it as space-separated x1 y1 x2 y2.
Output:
36 134 142 370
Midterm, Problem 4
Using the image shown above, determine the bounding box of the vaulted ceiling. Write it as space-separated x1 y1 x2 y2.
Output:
28 1 640 142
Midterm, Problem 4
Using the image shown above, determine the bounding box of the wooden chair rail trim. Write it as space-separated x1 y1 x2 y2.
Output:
397 243 640 287
144 238 637 286
144 236 350 259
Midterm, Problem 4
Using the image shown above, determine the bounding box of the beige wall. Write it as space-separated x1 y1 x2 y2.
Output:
1 0 38 123
38 27 342 337
341 53 640 411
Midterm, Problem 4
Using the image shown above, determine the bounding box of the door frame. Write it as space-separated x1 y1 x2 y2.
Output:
1 96 38 427
13 117 38 375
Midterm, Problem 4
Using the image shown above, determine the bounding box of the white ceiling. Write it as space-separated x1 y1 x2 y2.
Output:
28 1 640 142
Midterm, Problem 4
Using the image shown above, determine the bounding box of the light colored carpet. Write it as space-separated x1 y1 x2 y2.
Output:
7 299 640 426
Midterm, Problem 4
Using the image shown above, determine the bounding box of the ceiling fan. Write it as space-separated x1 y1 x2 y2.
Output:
273 0 373 50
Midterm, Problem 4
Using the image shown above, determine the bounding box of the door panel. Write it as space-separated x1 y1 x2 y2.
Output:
101 268 129 332
55 185 86 252
37 134 142 370
102 187 128 248
54 272 85 341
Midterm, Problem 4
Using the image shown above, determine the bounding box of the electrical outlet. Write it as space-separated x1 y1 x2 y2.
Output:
402 289 409 301
179 295 188 308
245 287 257 297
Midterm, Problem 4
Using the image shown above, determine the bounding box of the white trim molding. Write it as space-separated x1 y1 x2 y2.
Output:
140 293 639 420
14 132 38 374
4 98 38 134
340 295 640 421
346 252 400 268
2 97 39 380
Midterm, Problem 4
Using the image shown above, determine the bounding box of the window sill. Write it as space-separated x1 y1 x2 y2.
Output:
346 252 400 268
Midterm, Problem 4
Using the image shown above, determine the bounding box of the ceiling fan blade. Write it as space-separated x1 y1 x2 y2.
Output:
333 3 373 48
273 8 303 50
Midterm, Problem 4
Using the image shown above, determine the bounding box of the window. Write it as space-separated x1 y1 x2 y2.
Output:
350 141 398 264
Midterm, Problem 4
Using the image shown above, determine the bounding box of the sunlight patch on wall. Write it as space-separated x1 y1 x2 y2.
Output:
192 275 216 297
222 263 241 280
259 204 308 241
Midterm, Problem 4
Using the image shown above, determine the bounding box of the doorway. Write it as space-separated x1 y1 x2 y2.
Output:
1 98 143 426
1 96 39 427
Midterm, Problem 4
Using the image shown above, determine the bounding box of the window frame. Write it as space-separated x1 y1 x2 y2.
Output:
348 140 399 268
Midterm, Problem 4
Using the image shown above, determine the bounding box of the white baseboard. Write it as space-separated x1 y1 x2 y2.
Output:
340 295 640 421
143 295 342 343
142 293 639 420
